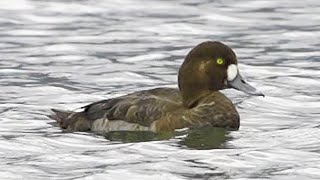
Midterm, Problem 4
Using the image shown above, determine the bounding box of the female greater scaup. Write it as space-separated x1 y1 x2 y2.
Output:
49 41 263 133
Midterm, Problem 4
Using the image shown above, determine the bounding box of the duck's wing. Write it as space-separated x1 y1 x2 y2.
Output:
83 88 182 127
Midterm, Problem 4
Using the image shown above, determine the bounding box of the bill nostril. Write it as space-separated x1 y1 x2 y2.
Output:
241 79 246 83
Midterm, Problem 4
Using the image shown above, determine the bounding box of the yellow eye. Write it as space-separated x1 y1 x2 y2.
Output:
216 58 224 65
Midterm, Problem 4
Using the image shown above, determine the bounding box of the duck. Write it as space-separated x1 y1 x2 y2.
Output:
48 41 263 133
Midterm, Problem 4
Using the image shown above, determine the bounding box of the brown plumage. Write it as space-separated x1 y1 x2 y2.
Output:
49 41 263 133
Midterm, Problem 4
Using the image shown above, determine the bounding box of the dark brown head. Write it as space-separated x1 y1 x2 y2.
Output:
178 41 263 108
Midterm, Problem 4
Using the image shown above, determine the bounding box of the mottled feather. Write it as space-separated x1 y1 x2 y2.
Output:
83 88 181 127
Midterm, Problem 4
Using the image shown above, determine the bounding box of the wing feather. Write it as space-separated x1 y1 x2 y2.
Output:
83 88 182 127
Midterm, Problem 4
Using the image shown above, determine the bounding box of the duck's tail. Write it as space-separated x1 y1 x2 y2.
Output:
48 109 91 132
48 109 73 123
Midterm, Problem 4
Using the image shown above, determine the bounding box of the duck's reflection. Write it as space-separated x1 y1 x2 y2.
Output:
102 130 174 142
179 127 229 150
101 127 230 150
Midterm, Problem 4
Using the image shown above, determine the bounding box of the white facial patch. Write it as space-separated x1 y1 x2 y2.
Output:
227 64 238 81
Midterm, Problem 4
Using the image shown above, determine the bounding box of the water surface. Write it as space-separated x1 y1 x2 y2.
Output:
0 0 320 179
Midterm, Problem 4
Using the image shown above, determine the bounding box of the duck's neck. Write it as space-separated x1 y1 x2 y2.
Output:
178 63 211 108
178 70 211 108
180 85 211 108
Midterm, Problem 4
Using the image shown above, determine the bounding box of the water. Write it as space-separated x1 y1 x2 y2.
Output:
1 0 320 179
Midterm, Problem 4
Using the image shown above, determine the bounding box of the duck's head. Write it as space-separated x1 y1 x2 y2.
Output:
178 41 263 108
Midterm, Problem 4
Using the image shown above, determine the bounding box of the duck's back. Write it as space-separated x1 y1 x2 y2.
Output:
84 88 182 126
50 88 183 132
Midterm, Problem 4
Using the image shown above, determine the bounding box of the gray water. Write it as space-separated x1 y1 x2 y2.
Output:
1 0 320 179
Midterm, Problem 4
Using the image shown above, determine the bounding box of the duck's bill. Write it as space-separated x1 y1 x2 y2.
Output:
227 74 264 96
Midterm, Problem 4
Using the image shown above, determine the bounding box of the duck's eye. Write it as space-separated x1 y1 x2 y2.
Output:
216 58 224 65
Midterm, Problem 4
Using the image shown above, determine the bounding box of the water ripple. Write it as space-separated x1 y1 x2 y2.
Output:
1 0 320 179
